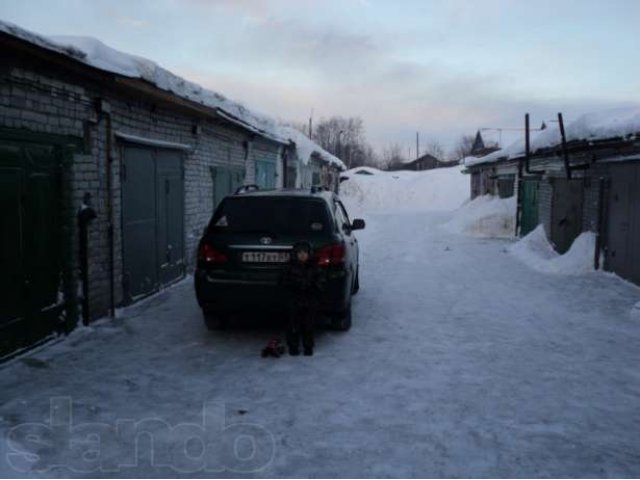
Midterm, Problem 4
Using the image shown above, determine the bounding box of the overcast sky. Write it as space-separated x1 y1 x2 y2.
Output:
2 0 639 155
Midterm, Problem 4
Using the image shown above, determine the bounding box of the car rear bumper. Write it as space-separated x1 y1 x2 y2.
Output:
194 268 351 314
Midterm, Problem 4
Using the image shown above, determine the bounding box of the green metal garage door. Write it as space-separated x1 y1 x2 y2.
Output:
255 159 276 189
122 145 185 302
519 179 539 236
0 134 75 358
211 165 244 210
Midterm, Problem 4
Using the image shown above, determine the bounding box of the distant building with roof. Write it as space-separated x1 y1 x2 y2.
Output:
389 153 458 172
470 131 501 157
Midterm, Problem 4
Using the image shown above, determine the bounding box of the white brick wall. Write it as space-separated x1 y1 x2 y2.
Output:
0 63 284 320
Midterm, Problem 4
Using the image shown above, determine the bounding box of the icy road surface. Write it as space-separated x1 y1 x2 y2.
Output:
2 211 640 478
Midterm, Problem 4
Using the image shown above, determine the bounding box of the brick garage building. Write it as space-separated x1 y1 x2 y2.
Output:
0 22 343 358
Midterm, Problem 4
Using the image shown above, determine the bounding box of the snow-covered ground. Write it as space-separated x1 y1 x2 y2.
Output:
2 169 640 478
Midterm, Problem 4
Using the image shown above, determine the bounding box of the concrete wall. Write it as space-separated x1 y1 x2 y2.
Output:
581 163 610 234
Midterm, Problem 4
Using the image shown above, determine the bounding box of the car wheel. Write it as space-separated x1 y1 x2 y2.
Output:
331 301 352 332
203 310 226 331
352 268 360 295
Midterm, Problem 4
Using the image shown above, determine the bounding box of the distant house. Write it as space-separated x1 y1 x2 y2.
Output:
390 153 458 171
470 131 501 157
464 108 640 287
0 20 343 359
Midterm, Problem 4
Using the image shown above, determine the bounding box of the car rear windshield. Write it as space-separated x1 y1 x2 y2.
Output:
208 197 333 235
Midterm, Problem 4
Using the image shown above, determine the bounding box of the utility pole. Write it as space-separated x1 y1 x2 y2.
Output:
416 132 420 159
308 108 314 138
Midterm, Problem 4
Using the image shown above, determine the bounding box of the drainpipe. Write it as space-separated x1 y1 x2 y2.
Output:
558 112 591 178
594 177 606 270
106 113 115 318
518 113 545 236
77 192 96 325
524 113 545 175
515 126 524 236
558 112 572 180
97 99 115 318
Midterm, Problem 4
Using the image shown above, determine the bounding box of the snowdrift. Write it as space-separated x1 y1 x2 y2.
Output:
509 225 596 275
339 165 468 215
442 195 516 238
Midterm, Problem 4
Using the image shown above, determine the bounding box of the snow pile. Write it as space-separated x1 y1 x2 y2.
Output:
509 225 596 275
466 107 640 167
0 21 344 169
631 301 640 320
442 195 516 238
349 166 381 175
339 166 468 215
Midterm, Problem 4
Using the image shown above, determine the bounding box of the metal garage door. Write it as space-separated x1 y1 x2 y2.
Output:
606 163 640 285
210 165 244 210
255 159 276 189
0 137 72 358
122 145 185 301
520 179 539 236
550 178 584 254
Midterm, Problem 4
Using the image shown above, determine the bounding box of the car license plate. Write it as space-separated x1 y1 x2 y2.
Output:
241 251 290 263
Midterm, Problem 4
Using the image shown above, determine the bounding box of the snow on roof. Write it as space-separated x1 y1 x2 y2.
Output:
0 20 344 168
280 125 345 170
465 107 640 167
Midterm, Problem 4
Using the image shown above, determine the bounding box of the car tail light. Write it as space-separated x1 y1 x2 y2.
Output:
198 243 227 264
316 243 346 267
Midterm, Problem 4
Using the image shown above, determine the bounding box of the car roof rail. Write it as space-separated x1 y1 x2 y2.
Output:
310 185 330 194
235 184 260 194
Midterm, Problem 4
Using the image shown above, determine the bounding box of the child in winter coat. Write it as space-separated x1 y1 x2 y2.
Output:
281 242 324 356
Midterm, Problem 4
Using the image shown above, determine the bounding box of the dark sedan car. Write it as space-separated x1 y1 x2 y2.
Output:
194 187 365 331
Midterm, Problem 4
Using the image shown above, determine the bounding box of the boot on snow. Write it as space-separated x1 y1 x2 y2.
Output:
261 338 285 358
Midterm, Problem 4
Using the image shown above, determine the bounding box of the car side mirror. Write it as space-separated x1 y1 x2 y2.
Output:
351 218 365 230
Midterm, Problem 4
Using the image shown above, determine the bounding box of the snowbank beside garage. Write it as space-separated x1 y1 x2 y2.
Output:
339 165 468 215
442 195 516 238
509 225 596 275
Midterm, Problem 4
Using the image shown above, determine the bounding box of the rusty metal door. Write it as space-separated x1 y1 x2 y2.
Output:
606 163 640 285
551 178 584 254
